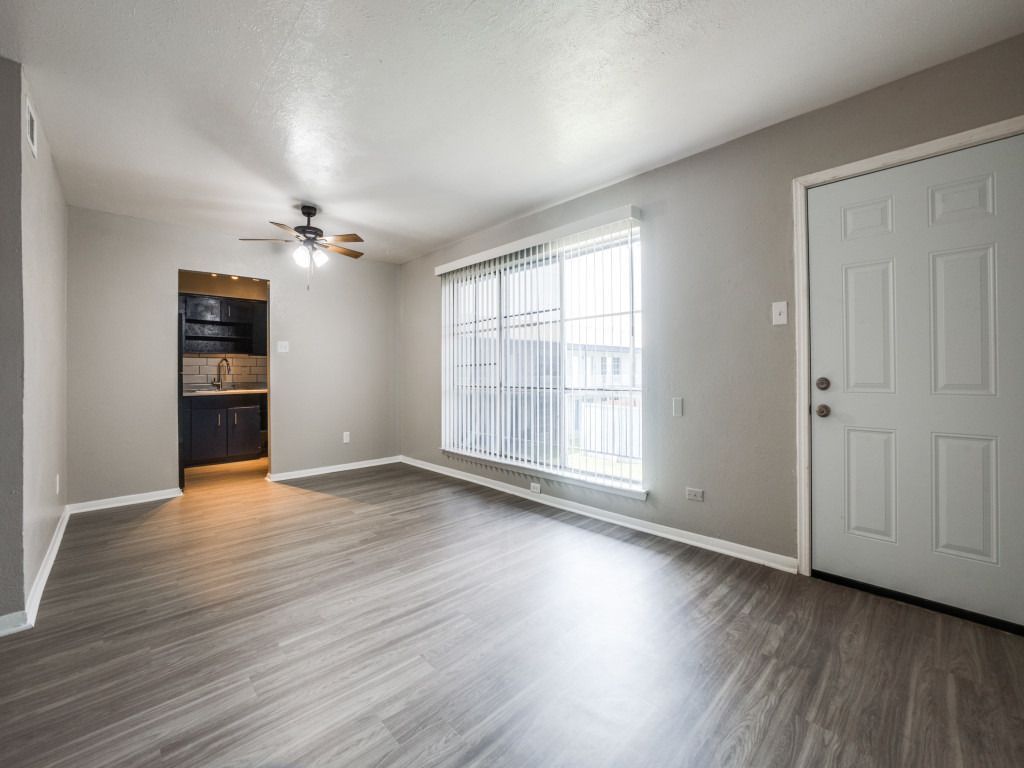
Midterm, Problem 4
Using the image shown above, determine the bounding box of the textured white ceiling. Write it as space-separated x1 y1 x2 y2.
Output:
2 1 1023 262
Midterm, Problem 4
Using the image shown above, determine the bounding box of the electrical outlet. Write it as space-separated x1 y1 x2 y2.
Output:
343 431 351 444
276 340 289 353
529 482 541 493
686 487 704 502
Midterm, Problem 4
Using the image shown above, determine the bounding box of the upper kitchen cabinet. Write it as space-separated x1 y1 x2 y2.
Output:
185 295 222 322
223 300 253 324
181 293 268 355
251 302 268 356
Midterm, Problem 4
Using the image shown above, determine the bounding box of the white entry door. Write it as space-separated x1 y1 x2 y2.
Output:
809 133 1024 626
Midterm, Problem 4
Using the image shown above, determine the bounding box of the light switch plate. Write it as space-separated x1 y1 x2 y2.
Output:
771 301 788 326
529 482 541 493
686 487 704 502
671 397 684 417
343 431 350 444
276 341 289 353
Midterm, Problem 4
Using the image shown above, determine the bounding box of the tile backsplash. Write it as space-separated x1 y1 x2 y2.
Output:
182 354 267 388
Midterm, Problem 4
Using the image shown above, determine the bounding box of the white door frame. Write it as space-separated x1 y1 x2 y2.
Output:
792 114 1024 576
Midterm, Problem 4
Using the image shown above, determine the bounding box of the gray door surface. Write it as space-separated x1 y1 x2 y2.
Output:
809 133 1024 625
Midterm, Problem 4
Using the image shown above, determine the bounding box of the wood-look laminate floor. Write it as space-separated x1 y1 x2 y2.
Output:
1 460 1022 767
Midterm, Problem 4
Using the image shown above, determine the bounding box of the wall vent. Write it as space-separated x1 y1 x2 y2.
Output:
26 99 37 157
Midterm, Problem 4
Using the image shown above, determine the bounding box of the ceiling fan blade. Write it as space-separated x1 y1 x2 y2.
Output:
318 242 363 259
270 221 301 238
239 237 293 243
320 234 364 243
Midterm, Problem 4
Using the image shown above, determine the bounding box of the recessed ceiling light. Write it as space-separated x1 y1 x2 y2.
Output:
251 278 260 282
210 273 218 277
230 275 239 280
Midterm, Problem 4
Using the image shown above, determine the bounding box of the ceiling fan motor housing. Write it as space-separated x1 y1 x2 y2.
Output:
295 225 323 240
297 204 321 240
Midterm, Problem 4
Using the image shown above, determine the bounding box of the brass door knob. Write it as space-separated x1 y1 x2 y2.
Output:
816 377 831 391
816 404 831 418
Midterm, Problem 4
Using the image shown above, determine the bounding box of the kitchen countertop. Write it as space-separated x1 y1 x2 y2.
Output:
183 388 268 397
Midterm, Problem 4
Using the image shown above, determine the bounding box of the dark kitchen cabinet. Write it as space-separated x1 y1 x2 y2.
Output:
185 295 221 322
251 302 268 355
180 293 267 355
190 408 227 463
223 300 253 324
228 406 261 456
181 393 267 468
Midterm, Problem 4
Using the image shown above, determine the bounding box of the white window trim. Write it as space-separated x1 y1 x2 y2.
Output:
441 448 649 500
434 205 642 276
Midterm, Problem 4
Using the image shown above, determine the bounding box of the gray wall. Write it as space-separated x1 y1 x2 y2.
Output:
397 34 1024 559
0 57 24 615
20 72 67 597
67 208 399 503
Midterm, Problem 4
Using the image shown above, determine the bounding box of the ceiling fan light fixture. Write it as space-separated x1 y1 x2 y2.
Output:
312 248 328 268
292 243 312 268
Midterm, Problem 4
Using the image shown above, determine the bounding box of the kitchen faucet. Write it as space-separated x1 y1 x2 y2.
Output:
215 357 231 390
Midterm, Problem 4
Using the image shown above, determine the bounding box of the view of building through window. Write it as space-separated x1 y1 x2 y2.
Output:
441 218 642 488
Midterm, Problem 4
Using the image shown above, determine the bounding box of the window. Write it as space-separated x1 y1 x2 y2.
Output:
440 216 642 489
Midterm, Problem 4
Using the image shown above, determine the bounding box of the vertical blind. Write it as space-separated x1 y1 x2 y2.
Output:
441 217 642 488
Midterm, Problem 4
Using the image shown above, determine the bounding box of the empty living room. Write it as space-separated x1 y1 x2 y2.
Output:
2 2 1023 766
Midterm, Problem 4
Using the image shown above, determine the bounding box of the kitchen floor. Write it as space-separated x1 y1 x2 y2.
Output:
185 456 269 487
0 462 1022 766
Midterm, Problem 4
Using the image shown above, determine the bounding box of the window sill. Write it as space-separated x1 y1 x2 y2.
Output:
440 449 649 501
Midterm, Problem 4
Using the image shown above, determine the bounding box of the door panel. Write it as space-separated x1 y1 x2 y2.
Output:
932 433 998 563
844 427 897 543
930 245 996 395
190 409 227 463
185 295 221 322
251 302 268 356
228 406 261 456
809 132 1024 625
223 300 253 324
843 260 895 392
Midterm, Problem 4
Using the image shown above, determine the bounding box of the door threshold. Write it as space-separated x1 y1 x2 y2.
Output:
812 570 1023 636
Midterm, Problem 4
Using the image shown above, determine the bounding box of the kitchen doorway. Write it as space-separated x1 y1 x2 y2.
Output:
177 270 270 489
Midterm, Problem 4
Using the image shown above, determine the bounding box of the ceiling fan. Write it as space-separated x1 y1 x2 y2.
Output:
240 204 363 287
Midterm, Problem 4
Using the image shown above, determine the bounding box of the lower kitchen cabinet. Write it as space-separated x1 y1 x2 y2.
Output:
190 408 226 463
227 406 261 456
182 394 266 467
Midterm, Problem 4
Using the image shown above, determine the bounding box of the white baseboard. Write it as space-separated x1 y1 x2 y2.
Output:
2 487 182 637
0 609 29 638
25 506 71 627
16 486 170 634
398 455 798 574
65 487 182 515
267 456 402 482
268 453 797 573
